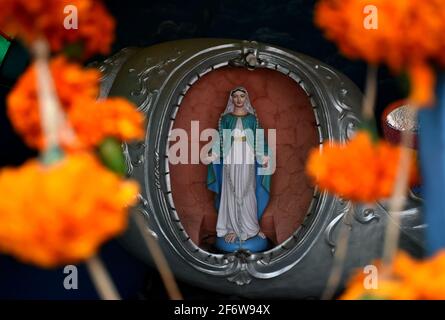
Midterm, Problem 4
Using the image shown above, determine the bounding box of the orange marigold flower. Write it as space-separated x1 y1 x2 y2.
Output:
7 56 101 149
0 0 115 58
0 153 139 268
395 251 445 300
315 0 445 106
408 63 436 107
68 98 145 148
341 278 419 300
306 131 419 202
340 250 445 300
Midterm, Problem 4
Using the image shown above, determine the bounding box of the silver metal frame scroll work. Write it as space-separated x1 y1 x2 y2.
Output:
95 39 424 299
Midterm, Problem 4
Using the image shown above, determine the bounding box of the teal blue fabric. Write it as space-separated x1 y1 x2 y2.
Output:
207 113 272 196
0 35 11 69
418 73 445 255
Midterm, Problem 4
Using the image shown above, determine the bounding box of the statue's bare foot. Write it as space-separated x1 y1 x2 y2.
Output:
258 231 266 239
224 232 237 243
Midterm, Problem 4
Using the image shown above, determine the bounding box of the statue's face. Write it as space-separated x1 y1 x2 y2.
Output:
232 90 247 108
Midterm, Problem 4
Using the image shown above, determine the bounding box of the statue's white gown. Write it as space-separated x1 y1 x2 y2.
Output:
216 117 260 241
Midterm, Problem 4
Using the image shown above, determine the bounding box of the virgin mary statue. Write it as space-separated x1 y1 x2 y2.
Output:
206 87 272 253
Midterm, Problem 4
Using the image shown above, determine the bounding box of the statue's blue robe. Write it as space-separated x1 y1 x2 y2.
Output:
206 113 271 223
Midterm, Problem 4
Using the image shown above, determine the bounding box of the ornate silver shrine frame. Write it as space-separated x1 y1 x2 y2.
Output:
94 39 424 299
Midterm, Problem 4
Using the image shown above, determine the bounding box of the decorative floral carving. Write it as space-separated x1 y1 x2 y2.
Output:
122 142 146 176
129 49 184 114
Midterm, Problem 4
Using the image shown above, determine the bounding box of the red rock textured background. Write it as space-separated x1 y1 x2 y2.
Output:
169 67 318 249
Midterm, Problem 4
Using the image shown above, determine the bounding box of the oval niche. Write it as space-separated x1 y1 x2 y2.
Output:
168 67 318 252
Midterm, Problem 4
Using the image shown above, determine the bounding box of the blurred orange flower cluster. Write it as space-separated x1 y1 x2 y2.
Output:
69 98 145 148
0 0 115 58
341 251 445 300
306 131 419 202
315 0 445 106
0 153 139 268
0 0 143 273
7 56 144 150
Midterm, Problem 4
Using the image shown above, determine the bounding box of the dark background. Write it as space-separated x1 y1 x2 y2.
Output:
0 0 404 299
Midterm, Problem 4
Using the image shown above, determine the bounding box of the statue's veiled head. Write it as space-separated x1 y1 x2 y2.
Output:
224 86 255 115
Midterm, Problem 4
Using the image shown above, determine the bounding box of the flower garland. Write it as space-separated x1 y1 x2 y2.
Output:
306 131 419 203
0 0 115 58
0 0 184 300
315 0 445 107
0 1 143 270
0 153 139 268
341 250 445 300
7 56 144 150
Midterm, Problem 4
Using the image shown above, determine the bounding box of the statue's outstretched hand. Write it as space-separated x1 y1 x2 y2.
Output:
261 156 270 167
